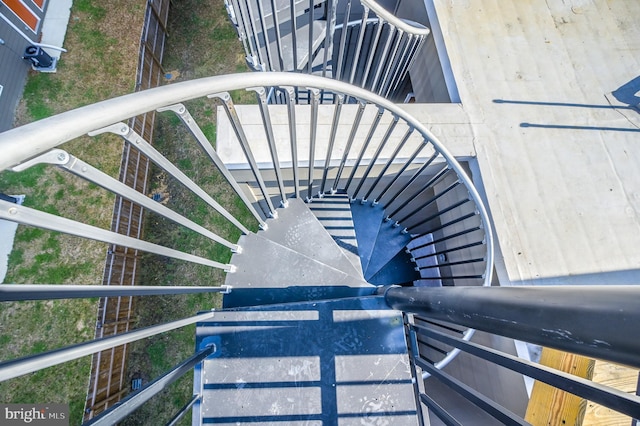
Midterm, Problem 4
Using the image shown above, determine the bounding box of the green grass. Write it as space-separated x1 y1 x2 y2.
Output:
2 0 256 423
74 0 107 19
120 1 260 421
0 0 143 423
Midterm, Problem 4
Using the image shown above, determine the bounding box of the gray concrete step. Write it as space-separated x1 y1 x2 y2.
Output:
307 193 363 276
258 197 362 278
194 296 419 425
224 232 374 308
280 20 327 71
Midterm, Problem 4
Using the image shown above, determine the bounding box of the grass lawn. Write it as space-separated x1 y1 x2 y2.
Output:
120 0 259 423
1 0 255 422
0 0 145 423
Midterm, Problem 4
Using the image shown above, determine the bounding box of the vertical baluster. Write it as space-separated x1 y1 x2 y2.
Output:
0 200 234 270
352 115 398 200
307 88 320 201
308 0 314 74
393 180 463 226
89 123 251 236
269 0 285 70
211 92 277 218
363 125 413 202
406 226 484 253
320 93 344 195
406 199 472 233
322 0 337 78
332 100 366 192
283 87 300 198
404 314 427 426
290 0 298 70
377 28 404 95
344 107 384 194
382 151 441 209
369 25 397 95
231 0 255 65
348 7 370 85
410 209 477 237
334 0 352 81
240 0 265 70
158 103 266 229
391 36 424 99
360 19 384 88
250 87 288 206
383 34 412 99
59 152 245 247
374 142 427 205
256 0 274 70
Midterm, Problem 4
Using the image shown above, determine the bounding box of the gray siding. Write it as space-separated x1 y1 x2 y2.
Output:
0 0 47 131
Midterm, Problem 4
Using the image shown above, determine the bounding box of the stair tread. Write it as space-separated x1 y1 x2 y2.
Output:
364 220 412 281
260 197 362 279
349 202 386 274
195 297 418 425
367 249 420 286
224 233 373 308
280 20 327 71
308 194 363 276
407 234 443 286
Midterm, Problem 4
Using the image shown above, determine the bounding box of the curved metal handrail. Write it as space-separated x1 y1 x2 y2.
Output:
0 72 493 273
0 73 493 375
360 0 430 36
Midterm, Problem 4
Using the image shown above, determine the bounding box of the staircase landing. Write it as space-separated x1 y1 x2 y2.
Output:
194 296 419 425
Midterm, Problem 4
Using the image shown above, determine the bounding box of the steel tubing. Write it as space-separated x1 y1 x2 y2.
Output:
158 103 265 229
387 286 640 369
0 284 232 301
0 311 215 382
85 346 214 425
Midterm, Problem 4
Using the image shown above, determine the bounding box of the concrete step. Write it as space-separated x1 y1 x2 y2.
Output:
258 197 362 278
307 193 363 276
193 296 419 425
280 20 327 71
224 232 374 308
246 0 326 29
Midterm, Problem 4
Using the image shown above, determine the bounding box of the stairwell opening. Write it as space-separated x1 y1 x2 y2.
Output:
393 0 459 103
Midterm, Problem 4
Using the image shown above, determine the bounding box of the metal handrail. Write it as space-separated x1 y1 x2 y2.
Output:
225 0 430 100
391 285 640 422
0 73 493 416
360 0 430 36
0 284 232 301
85 345 215 425
0 311 215 382
0 72 493 288
0 74 493 273
387 285 640 369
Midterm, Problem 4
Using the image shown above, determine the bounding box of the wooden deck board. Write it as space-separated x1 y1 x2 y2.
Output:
583 361 639 426
525 348 594 426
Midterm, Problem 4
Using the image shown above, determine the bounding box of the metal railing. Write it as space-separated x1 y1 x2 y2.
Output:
0 73 489 422
225 0 429 100
386 285 640 424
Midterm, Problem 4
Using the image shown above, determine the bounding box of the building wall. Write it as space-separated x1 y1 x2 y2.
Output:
0 0 48 131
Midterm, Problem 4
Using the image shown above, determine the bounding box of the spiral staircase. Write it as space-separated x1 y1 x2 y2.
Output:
1 71 639 424
225 0 431 102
